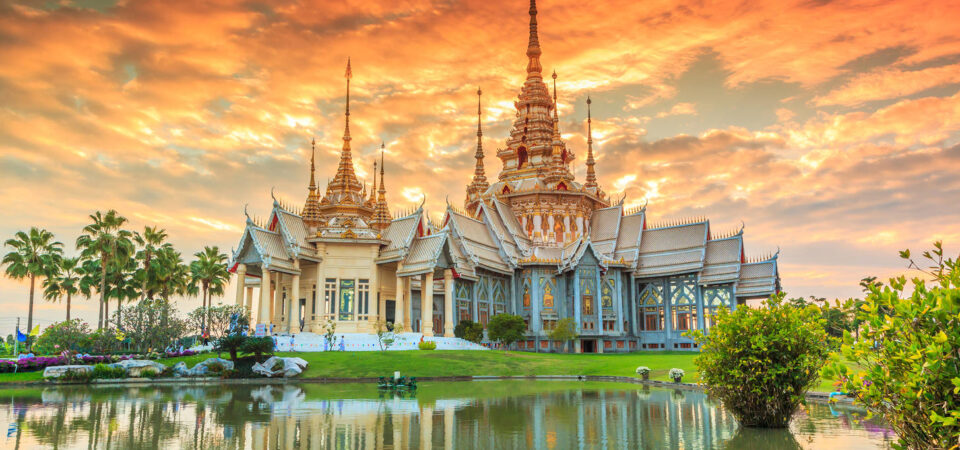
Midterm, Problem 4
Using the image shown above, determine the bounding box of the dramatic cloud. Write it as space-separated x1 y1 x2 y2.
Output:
1 0 958 327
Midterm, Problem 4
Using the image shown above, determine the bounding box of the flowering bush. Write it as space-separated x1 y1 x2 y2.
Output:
635 366 651 375
163 350 196 358
669 368 685 381
0 354 135 373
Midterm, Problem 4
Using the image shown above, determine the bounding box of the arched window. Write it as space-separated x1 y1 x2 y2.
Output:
518 146 528 168
554 216 564 243
703 286 732 331
670 276 698 331
556 182 567 191
638 283 664 331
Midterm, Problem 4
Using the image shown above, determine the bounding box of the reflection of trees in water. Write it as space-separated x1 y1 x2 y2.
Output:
724 427 803 449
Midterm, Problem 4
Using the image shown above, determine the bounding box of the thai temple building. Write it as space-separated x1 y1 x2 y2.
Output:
229 0 780 352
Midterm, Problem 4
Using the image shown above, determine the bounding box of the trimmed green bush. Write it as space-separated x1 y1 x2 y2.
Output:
91 363 126 380
487 314 526 348
824 242 960 449
689 294 831 428
418 340 437 350
454 320 484 344
240 336 274 361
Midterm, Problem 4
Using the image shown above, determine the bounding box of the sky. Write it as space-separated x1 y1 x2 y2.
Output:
1 0 959 329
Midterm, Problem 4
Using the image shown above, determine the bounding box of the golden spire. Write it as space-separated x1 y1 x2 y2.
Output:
370 157 377 204
302 137 322 226
472 87 488 188
526 0 542 78
371 143 392 230
585 95 598 189
327 57 363 196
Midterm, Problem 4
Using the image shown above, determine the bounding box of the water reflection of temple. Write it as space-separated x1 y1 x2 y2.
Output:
0 383 892 449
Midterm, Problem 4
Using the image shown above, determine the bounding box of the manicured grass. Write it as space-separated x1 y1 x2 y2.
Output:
0 350 847 393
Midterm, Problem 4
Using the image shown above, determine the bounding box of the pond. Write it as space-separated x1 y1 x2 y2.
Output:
0 381 893 449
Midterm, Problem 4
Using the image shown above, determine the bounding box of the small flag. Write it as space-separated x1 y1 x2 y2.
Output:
15 329 26 343
29 325 39 337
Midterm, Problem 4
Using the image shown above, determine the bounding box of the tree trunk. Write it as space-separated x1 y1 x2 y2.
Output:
99 259 107 329
66 292 72 322
27 274 35 350
204 285 211 335
117 294 122 326
104 292 110 328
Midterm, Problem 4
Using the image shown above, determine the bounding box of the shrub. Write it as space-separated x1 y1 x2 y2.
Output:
418 340 437 350
140 368 160 379
635 366 650 375
34 319 92 354
59 368 93 382
453 320 484 344
91 363 126 380
375 320 404 351
823 242 960 449
216 334 247 362
487 314 526 348
240 336 274 361
669 368 685 381
689 294 831 428
547 318 578 352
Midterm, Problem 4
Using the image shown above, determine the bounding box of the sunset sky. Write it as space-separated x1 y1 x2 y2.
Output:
1 0 958 329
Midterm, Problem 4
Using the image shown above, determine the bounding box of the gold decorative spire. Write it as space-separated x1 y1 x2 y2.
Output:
326 57 363 197
585 95 598 189
472 87 488 188
302 137 322 227
526 0 542 78
369 158 377 205
371 143 393 230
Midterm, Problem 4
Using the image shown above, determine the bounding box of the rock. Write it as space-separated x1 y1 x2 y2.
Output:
172 362 188 377
116 359 167 377
252 357 307 378
184 357 234 377
42 365 94 379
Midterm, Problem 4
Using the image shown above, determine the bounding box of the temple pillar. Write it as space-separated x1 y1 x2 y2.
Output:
420 405 433 450
443 269 454 337
235 264 246 306
369 246 379 328
245 286 254 313
259 269 272 329
422 272 434 337
287 261 299 333
269 273 279 327
315 257 325 331
395 265 406 329
444 406 455 450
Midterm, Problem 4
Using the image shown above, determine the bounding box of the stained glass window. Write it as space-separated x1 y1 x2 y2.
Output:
703 286 732 331
338 279 355 321
670 276 697 331
638 283 664 331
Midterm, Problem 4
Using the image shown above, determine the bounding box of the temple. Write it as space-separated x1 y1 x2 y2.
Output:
229 0 780 352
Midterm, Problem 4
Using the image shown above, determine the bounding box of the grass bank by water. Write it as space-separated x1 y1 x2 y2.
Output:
0 350 844 392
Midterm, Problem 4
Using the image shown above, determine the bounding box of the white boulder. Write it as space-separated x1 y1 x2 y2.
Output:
117 359 167 377
252 357 308 378
43 365 94 379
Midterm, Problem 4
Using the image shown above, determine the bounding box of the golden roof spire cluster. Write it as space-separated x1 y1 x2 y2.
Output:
323 57 364 203
526 0 542 78
465 87 490 214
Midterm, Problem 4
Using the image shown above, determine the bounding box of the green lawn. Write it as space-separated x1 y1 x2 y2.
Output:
0 350 845 393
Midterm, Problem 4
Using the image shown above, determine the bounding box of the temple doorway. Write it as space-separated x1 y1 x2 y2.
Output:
581 339 597 353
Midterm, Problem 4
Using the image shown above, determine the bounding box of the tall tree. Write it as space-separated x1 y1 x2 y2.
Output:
106 255 139 326
190 246 229 333
42 256 84 322
76 210 134 329
133 226 170 301
2 227 63 347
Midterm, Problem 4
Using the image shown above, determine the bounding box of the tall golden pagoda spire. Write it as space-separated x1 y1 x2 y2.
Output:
472 87 488 188
585 95 598 190
371 142 393 230
526 0 542 78
368 158 377 206
323 57 364 203
302 138 322 227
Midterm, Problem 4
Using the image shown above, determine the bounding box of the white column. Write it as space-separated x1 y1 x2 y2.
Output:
306 265 316 332
235 264 246 306
287 261 299 333
422 272 434 337
245 286 254 313
315 257 325 330
271 273 281 327
369 246 379 328
443 269 454 337
395 267 406 329
259 269 272 328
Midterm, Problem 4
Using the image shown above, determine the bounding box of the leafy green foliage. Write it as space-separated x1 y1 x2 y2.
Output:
3 227 63 349
189 304 248 338
454 320 484 344
418 340 437 350
487 314 526 348
189 246 230 333
690 294 831 428
91 363 126 380
117 298 188 352
375 320 403 351
547 318 578 352
239 337 274 361
34 319 91 354
216 334 248 362
824 242 960 449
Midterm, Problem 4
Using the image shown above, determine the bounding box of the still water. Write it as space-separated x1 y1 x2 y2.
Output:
0 381 892 449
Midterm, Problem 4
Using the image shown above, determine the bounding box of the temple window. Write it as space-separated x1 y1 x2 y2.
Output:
670 276 698 331
579 268 597 315
554 215 564 243
638 283 664 331
324 278 337 316
338 279 356 321
540 277 555 308
492 279 507 315
518 146 528 168
478 278 490 326
522 282 531 308
703 286 732 331
357 279 370 320
456 282 473 322
601 277 615 309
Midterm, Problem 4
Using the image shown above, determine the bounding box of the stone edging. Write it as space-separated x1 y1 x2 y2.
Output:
5 374 853 404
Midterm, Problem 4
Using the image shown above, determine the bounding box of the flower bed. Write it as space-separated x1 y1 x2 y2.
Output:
163 350 196 358
0 355 136 373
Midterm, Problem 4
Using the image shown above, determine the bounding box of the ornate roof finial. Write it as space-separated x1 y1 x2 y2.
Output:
309 138 316 189
585 95 598 190
324 57 363 199
471 87 488 189
552 70 558 116
526 0 542 77
344 57 352 141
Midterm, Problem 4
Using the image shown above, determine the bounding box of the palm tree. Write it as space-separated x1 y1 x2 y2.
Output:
133 226 170 301
106 255 139 326
189 246 229 332
76 210 134 329
3 227 63 347
42 256 84 322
